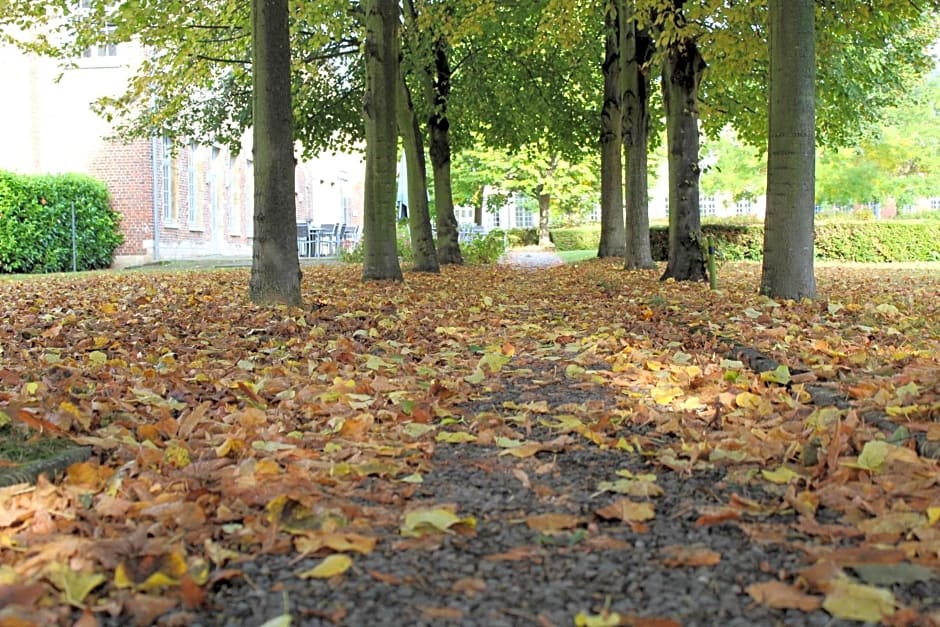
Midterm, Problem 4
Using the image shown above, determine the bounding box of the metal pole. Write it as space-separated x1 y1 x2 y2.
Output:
71 202 78 272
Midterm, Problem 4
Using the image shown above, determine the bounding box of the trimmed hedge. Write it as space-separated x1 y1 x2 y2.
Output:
0 171 123 273
549 222 940 262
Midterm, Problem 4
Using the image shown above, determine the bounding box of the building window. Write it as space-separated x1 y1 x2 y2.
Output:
245 159 254 237
702 195 717 217
210 146 220 230
77 1 118 58
514 203 534 228
228 155 240 235
930 197 940 210
455 206 474 223
161 137 176 224
589 204 601 222
735 198 752 216
188 142 199 227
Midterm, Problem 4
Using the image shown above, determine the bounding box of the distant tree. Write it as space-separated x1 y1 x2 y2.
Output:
700 127 765 204
598 0 626 258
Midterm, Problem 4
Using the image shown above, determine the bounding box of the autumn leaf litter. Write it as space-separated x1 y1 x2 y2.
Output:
0 260 938 626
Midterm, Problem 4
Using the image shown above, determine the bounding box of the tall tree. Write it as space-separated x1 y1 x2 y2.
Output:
659 1 707 282
361 0 403 281
248 0 302 306
397 71 440 273
402 0 463 265
598 0 626 258
621 2 655 269
760 0 815 299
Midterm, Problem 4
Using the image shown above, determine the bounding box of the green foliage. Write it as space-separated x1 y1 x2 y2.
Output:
505 228 538 247
340 226 507 265
461 229 506 265
549 226 600 251
0 171 123 274
814 221 940 262
551 221 940 262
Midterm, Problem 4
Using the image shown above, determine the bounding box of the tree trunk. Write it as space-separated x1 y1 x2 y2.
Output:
660 22 707 283
362 0 403 282
249 0 302 306
598 0 626 258
537 192 552 248
761 0 816 300
622 8 656 270
428 40 463 265
397 71 439 273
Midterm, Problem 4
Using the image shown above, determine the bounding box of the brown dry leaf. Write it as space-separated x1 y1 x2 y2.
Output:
746 580 823 611
451 577 487 596
595 499 656 523
524 513 583 533
660 544 722 568
484 546 544 562
421 606 463 621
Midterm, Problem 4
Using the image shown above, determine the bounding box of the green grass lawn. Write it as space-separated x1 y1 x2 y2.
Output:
557 249 598 263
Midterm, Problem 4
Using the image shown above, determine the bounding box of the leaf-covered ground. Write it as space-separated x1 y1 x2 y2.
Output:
0 260 938 626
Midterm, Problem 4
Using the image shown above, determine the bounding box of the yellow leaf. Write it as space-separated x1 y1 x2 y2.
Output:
401 508 476 537
761 466 801 485
927 507 940 526
46 563 106 606
436 431 477 444
735 392 762 409
651 385 683 405
298 554 353 579
760 365 791 385
574 611 621 627
822 580 896 622
855 440 890 473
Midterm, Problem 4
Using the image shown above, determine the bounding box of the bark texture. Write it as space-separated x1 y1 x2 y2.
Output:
598 0 626 258
660 23 707 283
362 0 403 282
761 0 816 300
249 0 302 306
622 10 656 270
427 40 463 265
538 192 552 248
397 71 439 273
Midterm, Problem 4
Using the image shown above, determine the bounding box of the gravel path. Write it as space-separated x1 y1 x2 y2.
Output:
175 362 938 626
499 249 565 268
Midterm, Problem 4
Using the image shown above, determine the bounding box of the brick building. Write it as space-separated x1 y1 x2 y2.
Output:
0 33 364 267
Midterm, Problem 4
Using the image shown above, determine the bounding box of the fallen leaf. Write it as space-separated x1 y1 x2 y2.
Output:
822 579 897 622
660 544 722 567
298 554 353 579
524 513 583 533
746 580 822 611
595 499 655 522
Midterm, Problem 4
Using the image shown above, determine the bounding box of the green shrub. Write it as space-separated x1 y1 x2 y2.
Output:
462 229 506 264
549 220 939 262
0 171 123 273
549 226 600 251
814 221 940 262
505 228 538 247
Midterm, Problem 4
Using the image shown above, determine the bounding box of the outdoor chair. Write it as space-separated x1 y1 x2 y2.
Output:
297 222 314 258
317 223 342 256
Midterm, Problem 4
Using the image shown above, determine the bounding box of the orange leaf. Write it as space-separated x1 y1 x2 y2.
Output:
747 580 822 611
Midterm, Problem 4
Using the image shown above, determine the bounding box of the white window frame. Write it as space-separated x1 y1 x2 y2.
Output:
228 155 240 235
245 159 254 237
161 136 175 225
701 195 717 217
187 142 200 228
